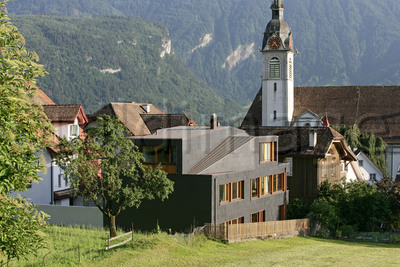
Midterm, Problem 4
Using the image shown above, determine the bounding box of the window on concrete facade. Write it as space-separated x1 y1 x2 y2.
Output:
270 57 280 79
273 174 284 192
143 145 176 164
220 181 244 203
252 174 285 198
69 124 79 138
142 145 177 174
359 160 363 167
370 173 376 181
260 142 275 162
221 217 244 227
251 211 265 223
252 176 271 198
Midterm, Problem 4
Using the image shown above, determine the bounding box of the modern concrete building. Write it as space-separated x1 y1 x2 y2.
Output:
117 117 289 232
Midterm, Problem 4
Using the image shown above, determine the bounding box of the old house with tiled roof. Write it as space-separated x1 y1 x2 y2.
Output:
293 86 400 179
15 93 89 206
89 102 195 136
241 0 357 203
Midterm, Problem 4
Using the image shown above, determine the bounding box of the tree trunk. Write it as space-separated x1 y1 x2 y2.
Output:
110 215 117 238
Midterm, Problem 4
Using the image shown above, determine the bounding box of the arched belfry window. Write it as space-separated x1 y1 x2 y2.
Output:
270 57 280 79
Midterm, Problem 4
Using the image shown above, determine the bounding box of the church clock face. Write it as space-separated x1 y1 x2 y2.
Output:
268 37 280 49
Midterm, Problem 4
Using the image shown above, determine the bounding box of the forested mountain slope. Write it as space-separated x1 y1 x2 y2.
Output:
8 0 400 106
11 15 242 125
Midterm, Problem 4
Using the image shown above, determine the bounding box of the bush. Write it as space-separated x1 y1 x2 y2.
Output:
287 198 310 219
311 180 392 236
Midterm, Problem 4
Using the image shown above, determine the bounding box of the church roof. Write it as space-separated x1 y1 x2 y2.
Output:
294 86 400 144
241 86 400 144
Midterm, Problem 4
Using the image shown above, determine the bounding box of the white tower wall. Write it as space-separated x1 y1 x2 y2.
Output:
262 51 294 126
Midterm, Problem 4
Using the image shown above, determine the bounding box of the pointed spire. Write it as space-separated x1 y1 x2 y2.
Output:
271 0 284 20
322 115 331 127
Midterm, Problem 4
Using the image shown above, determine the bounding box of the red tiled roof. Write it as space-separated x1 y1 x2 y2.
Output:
43 104 87 124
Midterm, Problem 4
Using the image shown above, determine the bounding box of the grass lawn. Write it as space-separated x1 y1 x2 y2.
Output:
4 225 400 266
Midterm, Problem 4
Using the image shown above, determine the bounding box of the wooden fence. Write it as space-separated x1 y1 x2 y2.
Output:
205 219 310 242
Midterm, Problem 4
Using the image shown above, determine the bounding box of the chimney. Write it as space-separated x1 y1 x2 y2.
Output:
210 113 218 129
142 104 151 113
309 129 317 148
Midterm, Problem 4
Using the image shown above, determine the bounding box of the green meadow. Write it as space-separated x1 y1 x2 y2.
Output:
4 225 400 266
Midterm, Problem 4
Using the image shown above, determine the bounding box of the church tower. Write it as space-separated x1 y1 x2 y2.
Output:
261 0 294 126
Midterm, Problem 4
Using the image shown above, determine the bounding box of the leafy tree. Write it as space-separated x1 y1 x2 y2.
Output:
55 115 174 237
311 180 391 235
0 0 52 265
376 176 400 226
335 125 388 175
287 198 310 220
0 195 48 266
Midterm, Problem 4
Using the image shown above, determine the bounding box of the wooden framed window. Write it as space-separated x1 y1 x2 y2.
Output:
232 181 243 201
220 181 244 203
69 124 79 138
331 158 336 176
269 57 280 79
220 183 230 203
252 176 272 198
222 217 244 227
321 160 326 177
271 174 285 193
251 211 265 223
142 145 177 174
142 145 176 164
260 142 275 162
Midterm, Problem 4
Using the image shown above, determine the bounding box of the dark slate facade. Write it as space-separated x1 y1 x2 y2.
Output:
117 125 288 232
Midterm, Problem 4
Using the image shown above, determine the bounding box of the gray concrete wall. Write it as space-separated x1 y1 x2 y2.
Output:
37 205 103 228
212 163 288 224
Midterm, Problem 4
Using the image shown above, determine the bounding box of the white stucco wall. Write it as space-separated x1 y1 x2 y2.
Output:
357 153 384 182
11 151 53 205
387 144 400 180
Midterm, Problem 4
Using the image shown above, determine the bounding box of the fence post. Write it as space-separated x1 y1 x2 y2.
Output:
132 223 134 241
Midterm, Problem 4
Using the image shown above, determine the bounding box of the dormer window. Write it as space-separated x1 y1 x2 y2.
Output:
69 124 79 138
269 57 280 79
260 142 276 162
